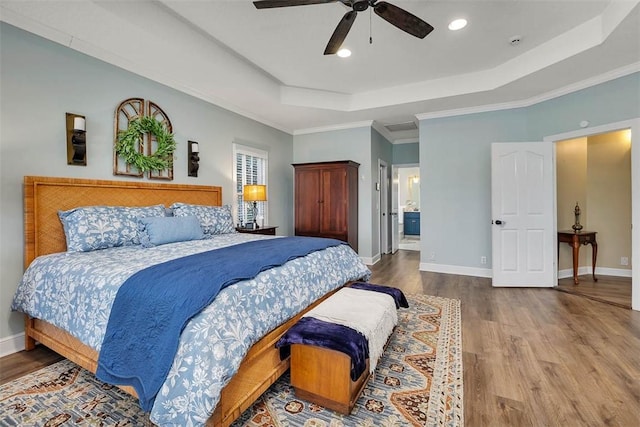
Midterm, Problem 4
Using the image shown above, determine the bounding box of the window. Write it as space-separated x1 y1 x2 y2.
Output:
233 143 268 226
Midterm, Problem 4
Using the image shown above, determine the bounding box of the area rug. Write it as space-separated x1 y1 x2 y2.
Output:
0 294 462 427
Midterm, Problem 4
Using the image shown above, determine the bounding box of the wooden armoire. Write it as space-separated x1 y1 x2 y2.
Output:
293 161 359 252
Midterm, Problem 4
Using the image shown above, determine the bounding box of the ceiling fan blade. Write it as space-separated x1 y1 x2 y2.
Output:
253 0 337 9
373 1 434 39
324 10 357 55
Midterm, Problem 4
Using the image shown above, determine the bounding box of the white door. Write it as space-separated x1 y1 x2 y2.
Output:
491 142 555 287
391 166 399 253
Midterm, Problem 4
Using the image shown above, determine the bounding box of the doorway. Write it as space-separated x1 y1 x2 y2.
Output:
545 118 639 311
555 129 632 308
392 164 420 252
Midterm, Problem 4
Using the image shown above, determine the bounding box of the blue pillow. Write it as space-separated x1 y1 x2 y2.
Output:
59 205 166 252
171 203 236 235
138 215 205 247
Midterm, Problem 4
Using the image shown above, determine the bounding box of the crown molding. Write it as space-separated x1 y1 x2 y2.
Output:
392 138 419 145
293 120 374 136
371 121 392 142
292 63 640 139
416 62 640 121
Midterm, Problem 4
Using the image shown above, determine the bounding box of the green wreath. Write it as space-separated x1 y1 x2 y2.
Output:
116 116 176 172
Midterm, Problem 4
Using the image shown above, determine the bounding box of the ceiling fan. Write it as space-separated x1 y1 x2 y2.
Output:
253 0 434 55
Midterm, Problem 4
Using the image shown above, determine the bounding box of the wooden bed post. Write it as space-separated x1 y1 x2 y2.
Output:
24 315 36 350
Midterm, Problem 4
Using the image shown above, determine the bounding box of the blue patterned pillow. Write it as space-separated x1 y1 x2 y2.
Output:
59 205 166 252
138 215 205 248
170 203 237 235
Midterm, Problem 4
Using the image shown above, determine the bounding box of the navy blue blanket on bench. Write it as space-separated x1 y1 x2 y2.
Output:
275 317 369 381
96 236 345 411
349 282 409 308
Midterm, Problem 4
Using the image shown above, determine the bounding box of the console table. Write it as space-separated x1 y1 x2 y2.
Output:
557 230 598 285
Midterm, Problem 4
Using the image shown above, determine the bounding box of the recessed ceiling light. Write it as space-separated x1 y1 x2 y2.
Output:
448 18 467 31
337 48 351 58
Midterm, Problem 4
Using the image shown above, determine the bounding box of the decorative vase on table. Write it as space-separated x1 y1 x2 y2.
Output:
571 202 583 232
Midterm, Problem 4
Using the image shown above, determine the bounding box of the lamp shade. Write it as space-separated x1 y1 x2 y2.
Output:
243 184 267 202
73 116 86 132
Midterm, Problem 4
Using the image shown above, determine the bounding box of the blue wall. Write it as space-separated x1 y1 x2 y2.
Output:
419 72 640 272
526 73 640 139
393 142 419 165
0 22 294 342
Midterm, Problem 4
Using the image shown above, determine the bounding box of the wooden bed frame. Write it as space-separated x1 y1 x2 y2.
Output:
22 175 343 426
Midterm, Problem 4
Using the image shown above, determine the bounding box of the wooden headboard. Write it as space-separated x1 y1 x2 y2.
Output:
23 176 222 269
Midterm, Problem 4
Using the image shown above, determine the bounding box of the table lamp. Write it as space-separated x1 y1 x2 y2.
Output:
243 184 267 228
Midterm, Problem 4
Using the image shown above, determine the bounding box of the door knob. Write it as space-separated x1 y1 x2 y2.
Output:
494 220 503 225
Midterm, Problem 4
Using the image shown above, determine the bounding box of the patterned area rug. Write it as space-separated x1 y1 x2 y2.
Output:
0 294 462 427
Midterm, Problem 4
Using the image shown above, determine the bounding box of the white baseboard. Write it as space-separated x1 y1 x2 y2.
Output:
361 254 381 266
558 266 632 279
0 332 25 358
419 262 493 278
420 265 632 281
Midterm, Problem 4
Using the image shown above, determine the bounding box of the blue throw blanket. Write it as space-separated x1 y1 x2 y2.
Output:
96 236 345 411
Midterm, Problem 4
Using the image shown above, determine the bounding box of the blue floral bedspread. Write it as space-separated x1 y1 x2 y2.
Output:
11 233 371 426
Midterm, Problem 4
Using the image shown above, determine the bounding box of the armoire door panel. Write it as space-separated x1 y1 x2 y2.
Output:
294 169 322 235
320 169 348 235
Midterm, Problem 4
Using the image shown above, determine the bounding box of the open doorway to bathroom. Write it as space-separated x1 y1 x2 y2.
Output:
392 164 420 251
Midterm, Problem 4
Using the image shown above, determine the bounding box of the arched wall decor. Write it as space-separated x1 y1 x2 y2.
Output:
113 98 174 180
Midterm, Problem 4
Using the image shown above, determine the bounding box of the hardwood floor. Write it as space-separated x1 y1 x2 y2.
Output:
556 274 632 309
2 250 640 426
0 343 62 384
369 251 640 427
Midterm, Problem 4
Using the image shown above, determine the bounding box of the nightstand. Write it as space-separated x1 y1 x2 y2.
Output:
236 225 278 236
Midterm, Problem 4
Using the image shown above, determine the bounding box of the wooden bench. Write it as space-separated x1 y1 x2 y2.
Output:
291 344 371 414
286 287 399 414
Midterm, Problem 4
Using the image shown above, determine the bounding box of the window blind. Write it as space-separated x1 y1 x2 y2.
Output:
233 144 268 226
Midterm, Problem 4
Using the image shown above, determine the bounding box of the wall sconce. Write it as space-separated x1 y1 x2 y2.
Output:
188 141 199 177
243 184 267 229
66 113 86 166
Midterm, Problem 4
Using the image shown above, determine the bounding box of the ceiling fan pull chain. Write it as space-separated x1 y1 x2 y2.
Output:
369 7 373 44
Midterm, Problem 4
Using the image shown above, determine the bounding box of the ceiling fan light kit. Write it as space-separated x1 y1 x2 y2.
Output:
253 0 434 55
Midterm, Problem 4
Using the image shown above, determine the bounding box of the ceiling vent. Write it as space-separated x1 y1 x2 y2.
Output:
384 121 418 133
